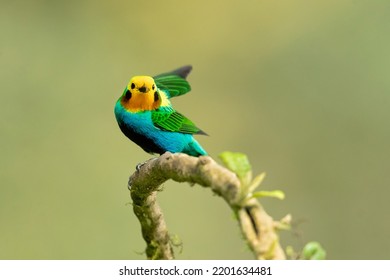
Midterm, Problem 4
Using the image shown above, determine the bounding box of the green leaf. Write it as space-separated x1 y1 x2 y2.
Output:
251 190 285 200
219 152 252 186
247 172 266 194
302 241 327 260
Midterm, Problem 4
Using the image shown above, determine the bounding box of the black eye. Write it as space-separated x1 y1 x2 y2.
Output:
131 83 135 89
152 84 155 90
125 89 132 100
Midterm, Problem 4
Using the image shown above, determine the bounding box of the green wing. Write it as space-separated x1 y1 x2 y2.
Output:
151 107 207 135
154 65 192 79
153 65 193 98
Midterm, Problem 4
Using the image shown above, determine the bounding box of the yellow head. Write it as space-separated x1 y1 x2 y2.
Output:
120 76 163 112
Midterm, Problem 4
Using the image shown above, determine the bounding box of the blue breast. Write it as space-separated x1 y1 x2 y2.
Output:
114 101 206 156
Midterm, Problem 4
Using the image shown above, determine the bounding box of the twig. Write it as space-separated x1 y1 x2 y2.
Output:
128 152 286 260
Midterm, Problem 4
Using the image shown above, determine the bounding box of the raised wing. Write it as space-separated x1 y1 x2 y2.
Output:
153 65 193 98
154 65 192 79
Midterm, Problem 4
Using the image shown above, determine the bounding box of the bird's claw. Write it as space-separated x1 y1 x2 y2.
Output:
136 157 158 172
136 159 150 171
136 162 145 171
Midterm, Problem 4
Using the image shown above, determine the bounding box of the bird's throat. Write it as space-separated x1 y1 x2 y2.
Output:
121 93 160 113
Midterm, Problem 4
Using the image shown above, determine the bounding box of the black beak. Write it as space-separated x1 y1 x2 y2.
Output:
139 86 147 93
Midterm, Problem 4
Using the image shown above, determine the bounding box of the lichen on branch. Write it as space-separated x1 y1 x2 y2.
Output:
128 152 287 260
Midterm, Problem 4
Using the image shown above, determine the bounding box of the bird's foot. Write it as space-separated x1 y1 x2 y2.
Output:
136 162 146 171
135 157 159 172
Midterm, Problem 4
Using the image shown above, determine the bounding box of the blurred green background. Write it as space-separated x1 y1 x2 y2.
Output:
1 0 389 259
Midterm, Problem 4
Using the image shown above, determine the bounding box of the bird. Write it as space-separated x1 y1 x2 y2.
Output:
114 65 208 157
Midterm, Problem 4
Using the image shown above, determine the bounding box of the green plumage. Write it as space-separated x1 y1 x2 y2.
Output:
114 65 208 156
154 75 191 98
153 65 192 98
151 106 207 135
151 66 206 135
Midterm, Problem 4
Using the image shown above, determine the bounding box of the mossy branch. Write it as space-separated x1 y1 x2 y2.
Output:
128 152 286 260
